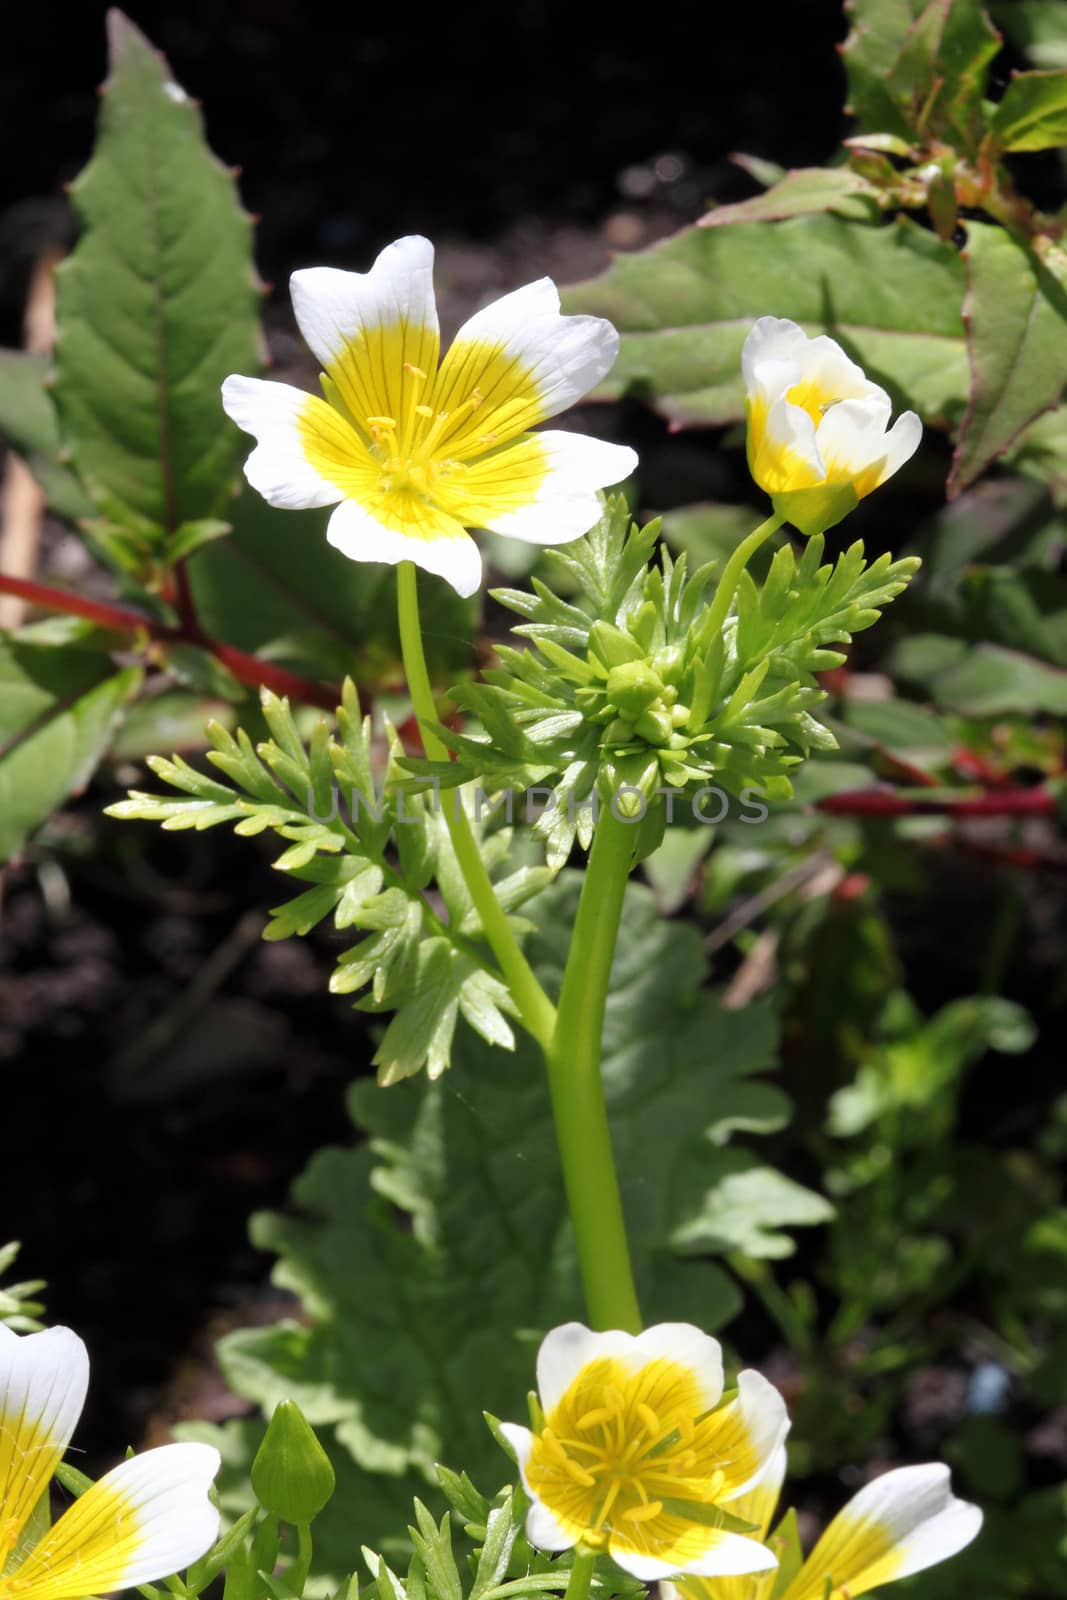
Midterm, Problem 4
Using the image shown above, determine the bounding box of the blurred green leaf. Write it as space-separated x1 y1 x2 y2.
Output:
0 351 94 522
659 502 785 574
842 0 1000 149
52 11 260 559
991 67 1067 149
950 223 1067 493
563 215 967 430
928 642 1067 714
189 489 474 685
699 167 879 228
0 627 139 864
991 0 1067 69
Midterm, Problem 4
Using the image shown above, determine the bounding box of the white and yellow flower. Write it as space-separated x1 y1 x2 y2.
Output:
500 1321 789 1581
665 1448 981 1600
0 1323 220 1600
742 316 921 536
221 236 637 597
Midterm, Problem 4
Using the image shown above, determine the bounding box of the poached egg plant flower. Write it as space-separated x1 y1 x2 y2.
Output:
0 1323 220 1600
221 235 637 597
499 1321 789 1581
664 1446 981 1600
743 317 921 537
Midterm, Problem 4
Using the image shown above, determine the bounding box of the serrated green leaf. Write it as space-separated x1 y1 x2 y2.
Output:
563 215 967 430
0 630 139 863
52 11 260 552
950 223 1067 493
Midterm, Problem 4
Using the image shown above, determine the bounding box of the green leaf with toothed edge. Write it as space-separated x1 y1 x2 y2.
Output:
563 214 968 432
52 10 261 557
950 223 1067 495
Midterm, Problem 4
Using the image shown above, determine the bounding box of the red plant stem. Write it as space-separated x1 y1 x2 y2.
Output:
0 571 341 713
171 559 202 639
817 787 1057 819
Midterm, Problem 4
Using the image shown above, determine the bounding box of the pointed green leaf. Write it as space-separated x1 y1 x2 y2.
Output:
0 629 139 864
950 222 1067 493
563 215 967 430
53 10 260 551
699 166 880 228
992 67 1067 149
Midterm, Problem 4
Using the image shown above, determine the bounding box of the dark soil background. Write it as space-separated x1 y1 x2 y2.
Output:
1 0 1062 1525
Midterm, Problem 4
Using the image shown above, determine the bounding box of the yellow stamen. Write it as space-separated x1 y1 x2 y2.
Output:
620 1500 665 1523
577 1407 616 1431
636 1403 661 1436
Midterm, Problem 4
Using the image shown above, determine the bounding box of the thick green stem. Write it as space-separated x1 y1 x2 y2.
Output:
702 511 785 641
547 804 642 1333
396 562 557 1052
563 1551 597 1600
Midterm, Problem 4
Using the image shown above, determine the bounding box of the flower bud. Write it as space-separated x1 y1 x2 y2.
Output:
251 1400 336 1523
605 660 665 717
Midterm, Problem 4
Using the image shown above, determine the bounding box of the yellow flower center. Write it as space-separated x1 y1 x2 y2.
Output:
526 1356 734 1558
359 362 486 502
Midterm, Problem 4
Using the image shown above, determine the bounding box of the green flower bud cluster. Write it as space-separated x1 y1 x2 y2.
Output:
405 499 918 865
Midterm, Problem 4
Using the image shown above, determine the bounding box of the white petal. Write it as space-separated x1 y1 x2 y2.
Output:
535 1323 636 1415
447 280 620 424
0 1326 88 1539
497 1422 534 1478
11 1442 221 1599
791 333 886 409
631 1323 724 1412
614 1528 778 1582
221 375 343 509
876 409 922 484
743 317 888 414
325 498 482 598
290 236 438 371
719 1370 791 1500
814 394 894 477
482 432 637 545
524 1496 578 1553
742 316 808 397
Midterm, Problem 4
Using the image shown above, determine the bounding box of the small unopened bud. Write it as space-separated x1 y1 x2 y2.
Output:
251 1400 336 1522
606 660 664 717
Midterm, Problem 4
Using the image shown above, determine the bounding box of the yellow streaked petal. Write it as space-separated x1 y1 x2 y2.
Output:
428 279 620 457
696 1371 790 1502
0 1328 87 1559
8 1443 220 1600
610 1517 778 1582
785 1464 982 1600
290 237 440 429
